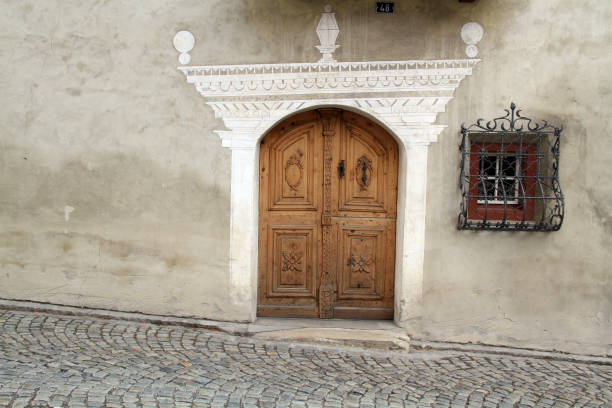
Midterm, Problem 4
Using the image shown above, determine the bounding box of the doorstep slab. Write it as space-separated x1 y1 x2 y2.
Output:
248 316 405 333
253 327 411 351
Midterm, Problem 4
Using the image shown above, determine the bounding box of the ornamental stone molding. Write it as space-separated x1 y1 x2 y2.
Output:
179 60 477 96
175 7 482 325
179 59 479 148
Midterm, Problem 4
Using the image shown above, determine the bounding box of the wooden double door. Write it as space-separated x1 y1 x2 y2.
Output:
257 109 398 319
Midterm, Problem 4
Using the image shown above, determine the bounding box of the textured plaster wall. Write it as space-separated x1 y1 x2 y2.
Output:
1 0 610 354
0 0 234 319
421 1 612 356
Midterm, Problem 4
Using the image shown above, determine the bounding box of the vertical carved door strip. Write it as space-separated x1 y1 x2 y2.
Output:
318 109 339 318
258 109 398 319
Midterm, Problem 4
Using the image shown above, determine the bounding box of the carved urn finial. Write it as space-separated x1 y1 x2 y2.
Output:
315 5 340 63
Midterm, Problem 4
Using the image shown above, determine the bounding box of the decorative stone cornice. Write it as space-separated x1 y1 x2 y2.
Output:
179 60 479 97
178 60 479 147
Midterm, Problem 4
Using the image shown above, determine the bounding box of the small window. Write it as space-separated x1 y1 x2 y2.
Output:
458 104 564 231
477 151 520 205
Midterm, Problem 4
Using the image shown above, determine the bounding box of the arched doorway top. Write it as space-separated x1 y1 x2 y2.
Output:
253 104 403 148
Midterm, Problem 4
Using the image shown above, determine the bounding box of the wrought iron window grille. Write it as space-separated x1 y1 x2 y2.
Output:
458 103 564 231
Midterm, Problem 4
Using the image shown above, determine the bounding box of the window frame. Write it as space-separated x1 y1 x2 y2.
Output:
476 151 520 205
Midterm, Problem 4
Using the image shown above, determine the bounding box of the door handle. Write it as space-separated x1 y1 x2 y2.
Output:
361 160 368 185
338 160 345 179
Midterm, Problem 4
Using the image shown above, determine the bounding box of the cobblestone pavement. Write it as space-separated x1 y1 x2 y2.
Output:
0 310 610 408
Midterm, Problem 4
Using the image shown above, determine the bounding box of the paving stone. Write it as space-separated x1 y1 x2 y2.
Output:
0 309 610 407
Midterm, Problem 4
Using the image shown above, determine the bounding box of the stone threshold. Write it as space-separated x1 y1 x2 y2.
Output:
1 298 610 364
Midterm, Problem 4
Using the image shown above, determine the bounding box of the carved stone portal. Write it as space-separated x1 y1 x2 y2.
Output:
175 5 480 322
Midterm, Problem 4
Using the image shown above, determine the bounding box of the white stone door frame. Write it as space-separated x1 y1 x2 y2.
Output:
178 59 479 324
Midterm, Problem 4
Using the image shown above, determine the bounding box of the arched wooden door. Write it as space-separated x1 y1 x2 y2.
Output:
257 109 398 319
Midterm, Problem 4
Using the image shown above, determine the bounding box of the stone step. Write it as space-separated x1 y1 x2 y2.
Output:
253 327 410 351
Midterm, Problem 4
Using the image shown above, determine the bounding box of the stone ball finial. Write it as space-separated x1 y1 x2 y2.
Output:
173 30 195 65
461 22 484 58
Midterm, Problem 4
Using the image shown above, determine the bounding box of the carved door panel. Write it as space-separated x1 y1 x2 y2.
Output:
258 109 397 319
331 111 398 319
330 219 396 318
258 111 323 317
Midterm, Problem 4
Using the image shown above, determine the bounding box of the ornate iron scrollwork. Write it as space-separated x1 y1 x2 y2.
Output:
458 103 564 231
356 156 372 191
361 160 368 185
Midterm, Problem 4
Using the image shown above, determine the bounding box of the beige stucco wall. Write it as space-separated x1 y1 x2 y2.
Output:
1 1 610 354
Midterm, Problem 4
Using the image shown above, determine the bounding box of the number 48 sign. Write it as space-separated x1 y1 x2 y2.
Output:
376 2 394 13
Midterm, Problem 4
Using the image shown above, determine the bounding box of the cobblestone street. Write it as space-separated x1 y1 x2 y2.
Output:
0 309 610 408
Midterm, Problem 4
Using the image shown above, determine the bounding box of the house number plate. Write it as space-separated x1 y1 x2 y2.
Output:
376 2 394 13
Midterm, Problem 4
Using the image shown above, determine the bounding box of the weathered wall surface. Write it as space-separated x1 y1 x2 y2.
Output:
421 1 612 356
1 1 610 354
0 0 236 319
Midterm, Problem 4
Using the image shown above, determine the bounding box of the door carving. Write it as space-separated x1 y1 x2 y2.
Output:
257 109 398 319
